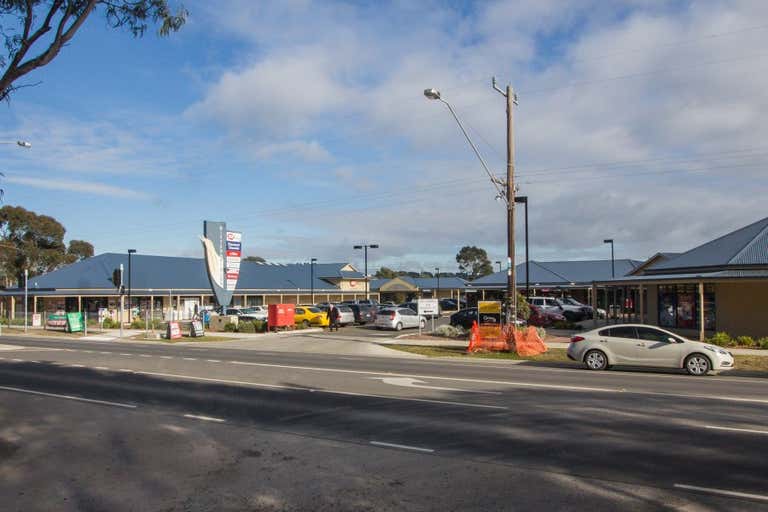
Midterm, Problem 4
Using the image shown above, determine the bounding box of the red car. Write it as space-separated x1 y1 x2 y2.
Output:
527 304 566 327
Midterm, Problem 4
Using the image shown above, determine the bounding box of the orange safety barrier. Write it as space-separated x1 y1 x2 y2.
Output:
467 322 547 356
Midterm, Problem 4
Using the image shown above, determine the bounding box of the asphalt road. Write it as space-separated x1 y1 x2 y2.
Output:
1 335 767 511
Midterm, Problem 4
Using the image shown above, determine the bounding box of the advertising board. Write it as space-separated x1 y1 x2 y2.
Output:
167 321 182 340
417 298 439 316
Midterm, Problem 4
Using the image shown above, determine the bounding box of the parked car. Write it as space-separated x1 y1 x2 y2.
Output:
439 298 465 311
347 303 377 325
450 307 478 329
527 304 566 327
528 296 587 322
239 306 268 321
294 306 329 327
559 297 595 320
375 307 426 331
317 304 355 326
567 324 735 376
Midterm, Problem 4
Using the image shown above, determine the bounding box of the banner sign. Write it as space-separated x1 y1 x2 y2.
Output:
478 301 502 325
417 299 439 316
32 313 42 327
190 320 204 337
66 312 84 333
167 321 182 340
47 313 68 330
200 221 243 307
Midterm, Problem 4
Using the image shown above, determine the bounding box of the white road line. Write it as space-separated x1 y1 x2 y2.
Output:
98 351 110 355
704 425 768 435
159 356 173 359
226 360 768 403
131 370 507 410
82 350 94 353
139 354 152 358
674 484 768 501
120 353 133 356
206 359 221 363
69 364 85 368
183 357 197 361
0 385 137 409
370 441 434 453
94 366 109 371
183 413 226 423
117 369 135 372
11 358 24 362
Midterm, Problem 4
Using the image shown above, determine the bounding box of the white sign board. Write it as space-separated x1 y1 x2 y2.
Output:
417 298 439 316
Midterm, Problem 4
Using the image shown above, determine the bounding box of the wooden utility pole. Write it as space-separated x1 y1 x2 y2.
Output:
493 78 517 324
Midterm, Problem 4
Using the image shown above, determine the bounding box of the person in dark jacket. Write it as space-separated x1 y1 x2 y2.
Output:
328 305 340 331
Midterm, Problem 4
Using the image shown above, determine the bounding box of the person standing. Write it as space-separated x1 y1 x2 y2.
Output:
328 304 340 331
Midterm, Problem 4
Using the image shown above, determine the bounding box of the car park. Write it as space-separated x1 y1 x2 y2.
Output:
449 307 477 329
294 306 329 327
317 304 355 326
239 306 268 321
567 324 735 376
375 307 426 331
527 304 565 327
347 303 377 325
528 296 588 322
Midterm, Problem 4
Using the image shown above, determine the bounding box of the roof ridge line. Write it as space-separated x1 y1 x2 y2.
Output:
530 261 573 283
666 216 768 264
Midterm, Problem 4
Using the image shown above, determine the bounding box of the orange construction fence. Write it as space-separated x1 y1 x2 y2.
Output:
467 321 548 356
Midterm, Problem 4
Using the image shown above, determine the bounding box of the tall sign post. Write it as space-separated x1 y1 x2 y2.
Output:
200 221 242 309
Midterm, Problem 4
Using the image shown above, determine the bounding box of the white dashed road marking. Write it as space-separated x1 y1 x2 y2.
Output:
704 425 768 435
674 484 768 502
370 441 434 453
0 385 137 409
183 413 225 423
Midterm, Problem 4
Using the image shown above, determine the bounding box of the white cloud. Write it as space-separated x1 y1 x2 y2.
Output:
251 140 332 162
5 176 150 199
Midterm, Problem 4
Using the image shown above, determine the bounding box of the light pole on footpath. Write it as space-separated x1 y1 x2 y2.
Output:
353 244 378 300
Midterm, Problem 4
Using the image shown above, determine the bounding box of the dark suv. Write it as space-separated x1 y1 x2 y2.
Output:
347 303 377 325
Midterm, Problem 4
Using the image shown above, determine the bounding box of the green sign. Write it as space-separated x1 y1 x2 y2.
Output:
66 312 84 333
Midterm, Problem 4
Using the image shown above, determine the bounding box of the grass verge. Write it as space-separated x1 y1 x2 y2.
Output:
732 355 768 372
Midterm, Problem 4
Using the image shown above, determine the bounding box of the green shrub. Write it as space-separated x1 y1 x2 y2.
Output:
758 337 768 349
707 332 732 347
238 321 256 333
552 320 581 330
252 320 266 333
223 322 238 332
101 317 117 329
129 319 146 330
434 324 462 338
534 326 547 339
735 335 755 348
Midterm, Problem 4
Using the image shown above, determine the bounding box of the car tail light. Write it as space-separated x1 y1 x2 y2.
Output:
570 336 585 343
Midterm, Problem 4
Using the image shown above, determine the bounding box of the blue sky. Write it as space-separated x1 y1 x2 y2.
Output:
1 0 767 275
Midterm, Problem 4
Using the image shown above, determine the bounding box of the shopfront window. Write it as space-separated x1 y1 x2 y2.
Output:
657 284 715 331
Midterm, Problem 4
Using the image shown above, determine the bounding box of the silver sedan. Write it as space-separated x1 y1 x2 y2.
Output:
375 307 426 331
567 324 735 376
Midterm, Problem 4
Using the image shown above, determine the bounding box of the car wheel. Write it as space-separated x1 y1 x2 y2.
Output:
584 349 608 371
419 319 426 329
395 322 403 331
684 353 711 376
302 320 310 328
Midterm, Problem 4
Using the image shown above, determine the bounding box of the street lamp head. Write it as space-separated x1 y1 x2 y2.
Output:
128 249 137 254
603 239 613 244
310 258 317 263
16 141 31 148
353 245 363 250
369 244 379 249
514 196 528 204
423 88 441 100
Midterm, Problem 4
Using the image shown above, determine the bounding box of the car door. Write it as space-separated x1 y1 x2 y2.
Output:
400 308 417 328
598 326 641 364
634 327 685 367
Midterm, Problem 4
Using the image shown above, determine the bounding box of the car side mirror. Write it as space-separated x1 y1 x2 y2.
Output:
668 337 680 344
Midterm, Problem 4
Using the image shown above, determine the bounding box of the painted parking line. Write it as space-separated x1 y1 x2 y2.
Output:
183 413 226 423
704 425 768 435
0 385 137 409
674 483 768 502
370 441 434 453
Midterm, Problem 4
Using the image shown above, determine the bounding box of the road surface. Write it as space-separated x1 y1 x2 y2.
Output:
0 335 766 511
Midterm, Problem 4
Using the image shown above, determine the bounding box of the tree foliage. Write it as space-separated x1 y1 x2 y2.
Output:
0 0 187 102
455 245 493 279
375 266 397 279
0 205 91 285
243 255 266 263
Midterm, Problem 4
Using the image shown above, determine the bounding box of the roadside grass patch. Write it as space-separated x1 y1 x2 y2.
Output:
383 345 573 363
733 355 768 372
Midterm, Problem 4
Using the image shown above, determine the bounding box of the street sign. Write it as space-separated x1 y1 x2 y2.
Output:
201 221 243 307
417 298 439 316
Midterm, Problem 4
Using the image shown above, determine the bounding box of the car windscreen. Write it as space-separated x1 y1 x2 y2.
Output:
307 307 322 313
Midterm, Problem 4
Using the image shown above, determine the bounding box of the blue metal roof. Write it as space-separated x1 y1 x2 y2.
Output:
597 269 768 283
17 253 359 293
470 259 642 287
651 217 768 271
369 276 468 291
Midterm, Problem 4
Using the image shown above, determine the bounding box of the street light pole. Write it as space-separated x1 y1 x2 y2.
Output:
435 267 440 299
310 258 317 304
127 249 136 320
493 77 518 326
515 196 529 299
24 268 28 333
604 239 615 323
353 244 378 300
424 81 518 325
